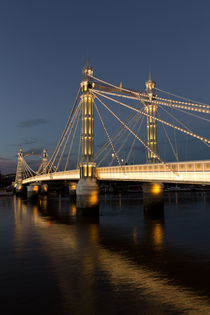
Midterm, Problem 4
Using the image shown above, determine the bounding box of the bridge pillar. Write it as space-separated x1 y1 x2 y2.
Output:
15 147 23 194
27 183 40 199
145 73 158 163
143 182 164 212
76 63 99 212
40 183 48 195
69 182 77 198
42 148 48 174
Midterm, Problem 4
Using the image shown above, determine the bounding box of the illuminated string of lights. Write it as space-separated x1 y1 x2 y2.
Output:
155 94 210 109
95 107 141 161
48 100 82 172
90 74 147 97
125 114 145 164
156 87 210 106
94 101 121 166
111 116 140 166
93 90 210 146
93 92 175 173
76 128 82 169
64 105 82 171
47 87 81 172
93 88 210 114
96 111 142 166
157 110 179 162
56 101 82 171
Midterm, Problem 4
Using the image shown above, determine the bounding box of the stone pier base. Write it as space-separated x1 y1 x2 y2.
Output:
15 184 24 195
27 183 40 199
69 182 77 199
143 182 164 214
76 178 99 215
40 184 48 195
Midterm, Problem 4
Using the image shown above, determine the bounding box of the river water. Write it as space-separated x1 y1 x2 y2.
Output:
1 191 210 314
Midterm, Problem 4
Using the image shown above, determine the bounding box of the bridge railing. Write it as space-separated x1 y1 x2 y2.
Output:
21 160 210 185
96 160 210 185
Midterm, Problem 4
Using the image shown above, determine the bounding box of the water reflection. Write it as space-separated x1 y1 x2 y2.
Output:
10 192 210 314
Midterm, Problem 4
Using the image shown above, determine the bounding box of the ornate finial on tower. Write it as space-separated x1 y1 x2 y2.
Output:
148 71 152 81
145 71 156 97
82 49 93 80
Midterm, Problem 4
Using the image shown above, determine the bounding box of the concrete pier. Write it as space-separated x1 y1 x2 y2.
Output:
27 183 40 199
76 178 99 214
40 184 48 195
15 184 24 195
143 182 164 213
69 182 77 199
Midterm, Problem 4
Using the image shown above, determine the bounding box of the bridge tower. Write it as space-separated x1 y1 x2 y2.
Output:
144 74 163 212
42 148 48 174
145 73 158 163
76 63 99 211
15 147 23 193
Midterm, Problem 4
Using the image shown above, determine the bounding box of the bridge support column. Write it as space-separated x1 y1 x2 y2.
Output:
40 184 48 195
27 183 40 199
15 147 23 194
69 182 76 198
143 182 164 213
76 63 99 213
42 149 48 174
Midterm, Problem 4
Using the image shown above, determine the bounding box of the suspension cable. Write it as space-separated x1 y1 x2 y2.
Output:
93 90 210 146
64 105 82 171
156 87 210 107
47 87 81 171
94 100 121 166
126 113 145 164
157 110 179 162
77 127 82 169
56 101 82 171
90 74 147 97
93 93 174 171
97 111 141 166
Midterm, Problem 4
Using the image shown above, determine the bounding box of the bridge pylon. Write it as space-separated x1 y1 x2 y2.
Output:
15 147 23 193
145 73 158 163
42 148 48 174
76 63 99 211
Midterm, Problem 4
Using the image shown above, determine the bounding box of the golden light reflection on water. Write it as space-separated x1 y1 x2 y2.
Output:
11 195 210 314
89 224 99 243
88 191 98 207
152 223 164 250
70 204 77 216
133 226 138 245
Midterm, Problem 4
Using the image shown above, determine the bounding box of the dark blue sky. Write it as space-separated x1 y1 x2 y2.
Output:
0 0 209 173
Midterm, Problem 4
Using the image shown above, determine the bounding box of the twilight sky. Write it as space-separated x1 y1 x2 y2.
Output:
0 0 209 173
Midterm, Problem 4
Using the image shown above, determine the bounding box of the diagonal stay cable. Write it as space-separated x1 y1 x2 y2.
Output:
47 87 81 172
125 113 145 164
64 105 82 171
157 110 179 162
56 101 82 171
97 111 142 166
93 90 210 146
94 100 121 166
93 92 177 175
95 101 144 160
76 127 82 169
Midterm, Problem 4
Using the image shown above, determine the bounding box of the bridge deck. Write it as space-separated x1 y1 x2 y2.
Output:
22 160 210 185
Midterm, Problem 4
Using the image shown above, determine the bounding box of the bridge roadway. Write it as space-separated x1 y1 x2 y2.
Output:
22 160 210 185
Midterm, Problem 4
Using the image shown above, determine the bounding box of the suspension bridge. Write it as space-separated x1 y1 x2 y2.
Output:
14 62 210 204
